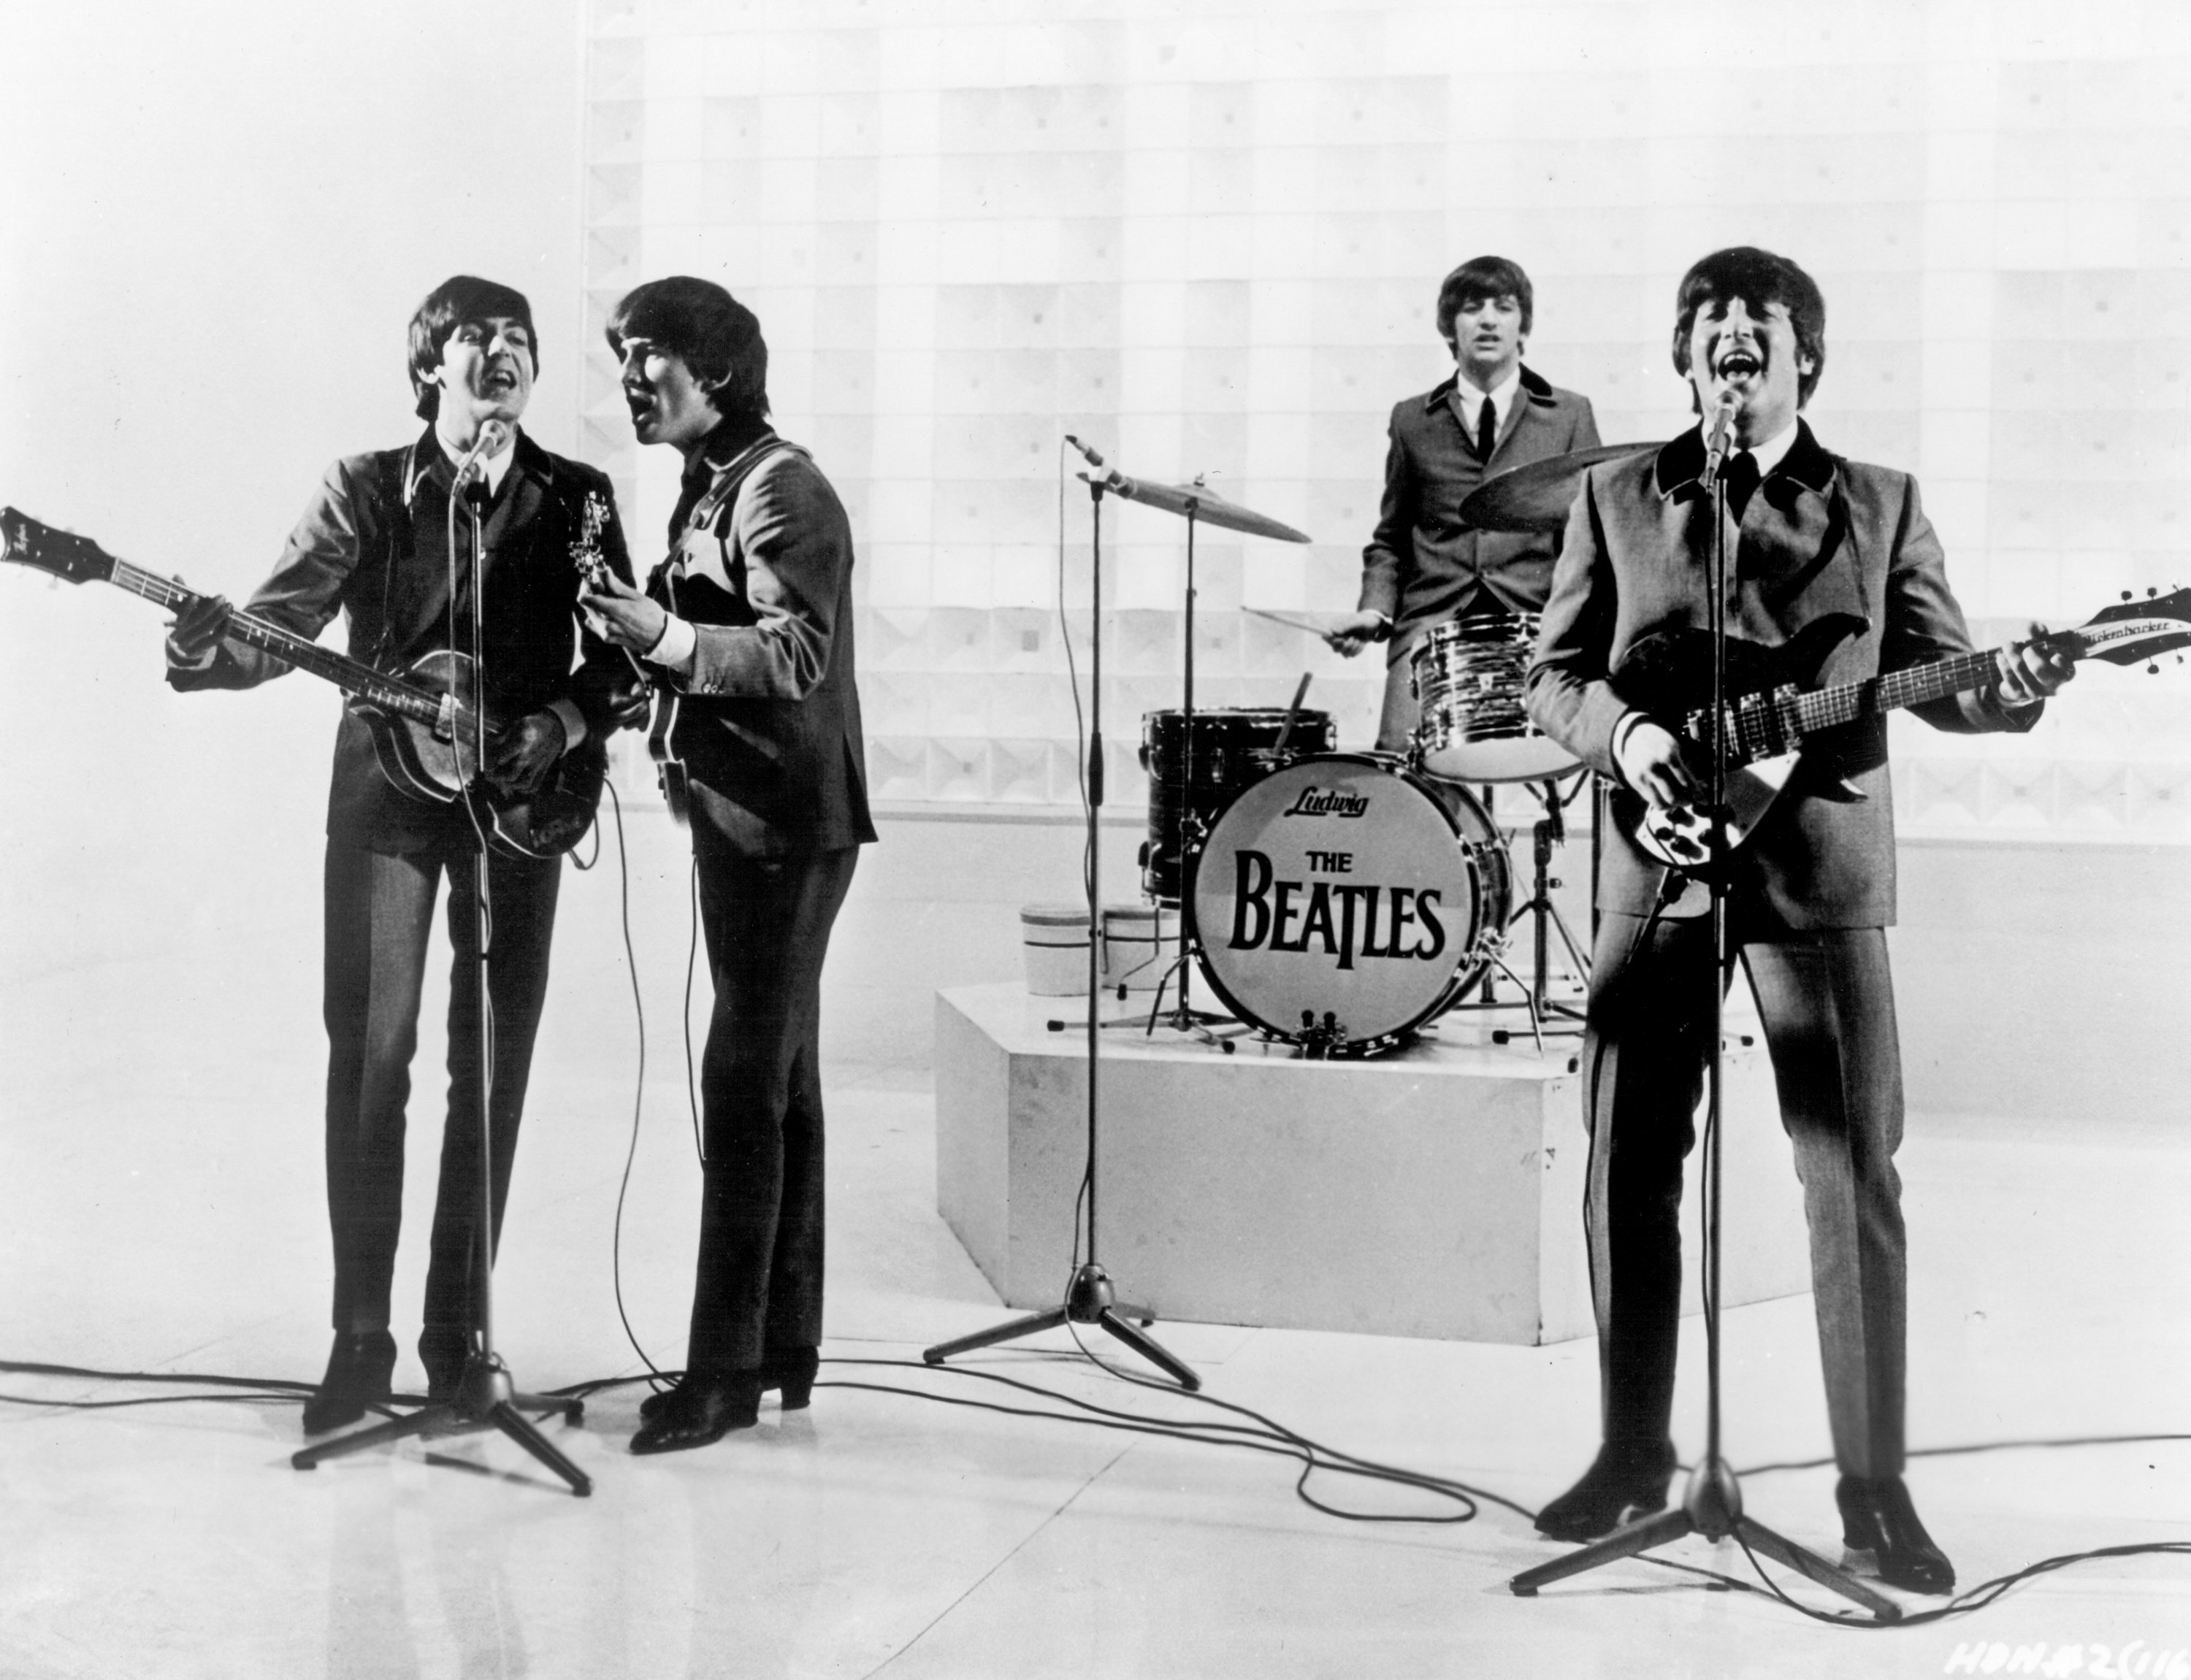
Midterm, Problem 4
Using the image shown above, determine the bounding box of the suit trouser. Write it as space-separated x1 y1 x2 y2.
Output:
321 838 561 1336
684 840 860 1376
1582 910 1908 1478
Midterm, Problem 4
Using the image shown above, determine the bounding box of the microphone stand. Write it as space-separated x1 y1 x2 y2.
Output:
922 472 1198 1389
1509 405 1897 1619
294 445 592 1494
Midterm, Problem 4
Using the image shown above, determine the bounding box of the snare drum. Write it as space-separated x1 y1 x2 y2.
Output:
1410 613 1578 783
1139 706 1337 903
1187 753 1511 1055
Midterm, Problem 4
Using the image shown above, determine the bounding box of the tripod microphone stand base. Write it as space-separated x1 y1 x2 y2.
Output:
291 1352 593 1496
1508 1456 1900 1622
922 1262 1200 1391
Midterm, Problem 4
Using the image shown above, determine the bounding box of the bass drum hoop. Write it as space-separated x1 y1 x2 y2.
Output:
1181 752 1510 1056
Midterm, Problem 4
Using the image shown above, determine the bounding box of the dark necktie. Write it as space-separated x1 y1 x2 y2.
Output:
1475 396 1498 462
1722 449 1761 519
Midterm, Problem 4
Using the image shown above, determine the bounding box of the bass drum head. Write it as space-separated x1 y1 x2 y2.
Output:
1188 754 1507 1055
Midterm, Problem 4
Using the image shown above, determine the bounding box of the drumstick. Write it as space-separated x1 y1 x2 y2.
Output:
1244 605 1347 636
1273 672 1313 754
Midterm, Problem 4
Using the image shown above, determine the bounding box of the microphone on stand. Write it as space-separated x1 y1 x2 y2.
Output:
454 419 513 499
1700 389 1738 492
1065 433 1123 488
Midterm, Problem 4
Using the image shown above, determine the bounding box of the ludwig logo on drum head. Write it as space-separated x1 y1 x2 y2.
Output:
1280 786 1369 818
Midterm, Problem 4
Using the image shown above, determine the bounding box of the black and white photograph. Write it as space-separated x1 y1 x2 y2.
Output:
1 1 2187 1674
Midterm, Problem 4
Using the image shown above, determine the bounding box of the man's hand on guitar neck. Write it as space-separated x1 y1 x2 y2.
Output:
166 594 233 666
1995 621 2076 709
1613 713 1705 810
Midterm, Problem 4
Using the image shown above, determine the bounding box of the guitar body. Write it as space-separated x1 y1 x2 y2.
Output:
1610 617 1862 871
345 649 606 861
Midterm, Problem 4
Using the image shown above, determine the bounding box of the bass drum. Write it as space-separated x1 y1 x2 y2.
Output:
1187 754 1511 1055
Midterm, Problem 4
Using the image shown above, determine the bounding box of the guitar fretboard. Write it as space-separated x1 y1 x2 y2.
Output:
112 559 454 729
1786 646 2002 737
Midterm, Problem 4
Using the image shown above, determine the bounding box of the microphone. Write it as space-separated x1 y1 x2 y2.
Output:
1064 433 1122 485
1701 390 1738 492
454 419 513 491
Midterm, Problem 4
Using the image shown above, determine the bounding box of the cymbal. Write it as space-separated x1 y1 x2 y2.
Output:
1083 472 1311 543
1458 444 1656 534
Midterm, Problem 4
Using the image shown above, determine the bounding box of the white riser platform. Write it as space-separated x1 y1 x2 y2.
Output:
936 982 1813 1346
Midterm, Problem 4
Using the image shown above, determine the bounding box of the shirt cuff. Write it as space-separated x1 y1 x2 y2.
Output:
646 613 699 674
546 698 586 752
1609 709 1649 789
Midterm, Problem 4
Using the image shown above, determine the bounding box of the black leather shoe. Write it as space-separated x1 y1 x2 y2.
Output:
1534 1440 1678 1542
762 1346 819 1410
301 1330 397 1434
640 1349 818 1420
418 1324 470 1404
1837 1474 1956 1595
629 1372 762 1455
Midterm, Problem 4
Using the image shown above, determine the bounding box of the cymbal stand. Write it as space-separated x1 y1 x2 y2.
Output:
1137 493 1239 1046
1508 420 1895 1619
922 472 1198 1389
294 467 589 1494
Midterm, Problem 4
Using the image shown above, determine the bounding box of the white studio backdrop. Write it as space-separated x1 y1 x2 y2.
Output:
578 0 2191 838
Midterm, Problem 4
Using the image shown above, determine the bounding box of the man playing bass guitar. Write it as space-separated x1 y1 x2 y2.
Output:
1524 248 2075 1592
166 275 642 1433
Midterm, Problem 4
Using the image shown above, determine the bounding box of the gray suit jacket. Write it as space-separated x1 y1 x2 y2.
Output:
1358 364 1600 631
650 431 875 859
1526 421 2038 929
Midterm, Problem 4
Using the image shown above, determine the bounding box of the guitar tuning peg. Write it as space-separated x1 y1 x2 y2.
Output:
2121 591 2133 601
2149 587 2160 598
2149 664 2160 675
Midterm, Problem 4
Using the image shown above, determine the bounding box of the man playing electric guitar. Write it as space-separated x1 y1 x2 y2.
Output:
1524 248 2074 1592
166 275 642 1433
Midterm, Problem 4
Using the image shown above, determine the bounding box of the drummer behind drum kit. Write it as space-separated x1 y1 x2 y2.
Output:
1088 443 1634 1059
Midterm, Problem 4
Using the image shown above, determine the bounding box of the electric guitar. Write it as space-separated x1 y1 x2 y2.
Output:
1613 588 2191 870
570 496 689 825
1 505 608 859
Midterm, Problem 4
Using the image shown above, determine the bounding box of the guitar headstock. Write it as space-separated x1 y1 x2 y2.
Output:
570 491 614 591
2069 586 2191 671
1 507 119 586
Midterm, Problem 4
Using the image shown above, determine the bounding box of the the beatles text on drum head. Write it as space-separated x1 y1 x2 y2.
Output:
1223 850 1453 967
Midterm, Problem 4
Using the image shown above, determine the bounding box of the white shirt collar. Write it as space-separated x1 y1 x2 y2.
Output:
1456 365 1522 429
436 429 518 496
1700 414 1800 477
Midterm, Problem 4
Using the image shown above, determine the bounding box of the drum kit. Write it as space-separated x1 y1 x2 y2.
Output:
1104 444 1632 1058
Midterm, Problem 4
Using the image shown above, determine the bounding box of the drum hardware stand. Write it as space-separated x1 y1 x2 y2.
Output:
294 455 591 1495
1509 402 1897 1621
923 469 1198 1390
1488 770 1593 1046
1144 490 1241 1046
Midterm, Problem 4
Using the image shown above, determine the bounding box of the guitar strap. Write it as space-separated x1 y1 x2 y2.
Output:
665 435 798 625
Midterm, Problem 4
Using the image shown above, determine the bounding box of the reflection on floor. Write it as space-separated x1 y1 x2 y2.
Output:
3 978 2187 1679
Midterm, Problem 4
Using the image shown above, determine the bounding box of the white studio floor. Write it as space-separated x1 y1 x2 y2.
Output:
2 949 2188 1680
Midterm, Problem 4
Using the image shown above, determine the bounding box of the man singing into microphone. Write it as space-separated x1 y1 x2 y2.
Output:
579 277 874 1454
1326 255 1599 749
166 275 641 1432
1525 248 2073 1590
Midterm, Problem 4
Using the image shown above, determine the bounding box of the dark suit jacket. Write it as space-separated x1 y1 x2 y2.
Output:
649 428 876 859
1358 364 1601 632
1526 421 2040 929
167 428 638 851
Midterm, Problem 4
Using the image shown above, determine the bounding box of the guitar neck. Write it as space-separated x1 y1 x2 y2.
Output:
111 559 449 727
1787 645 2003 737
